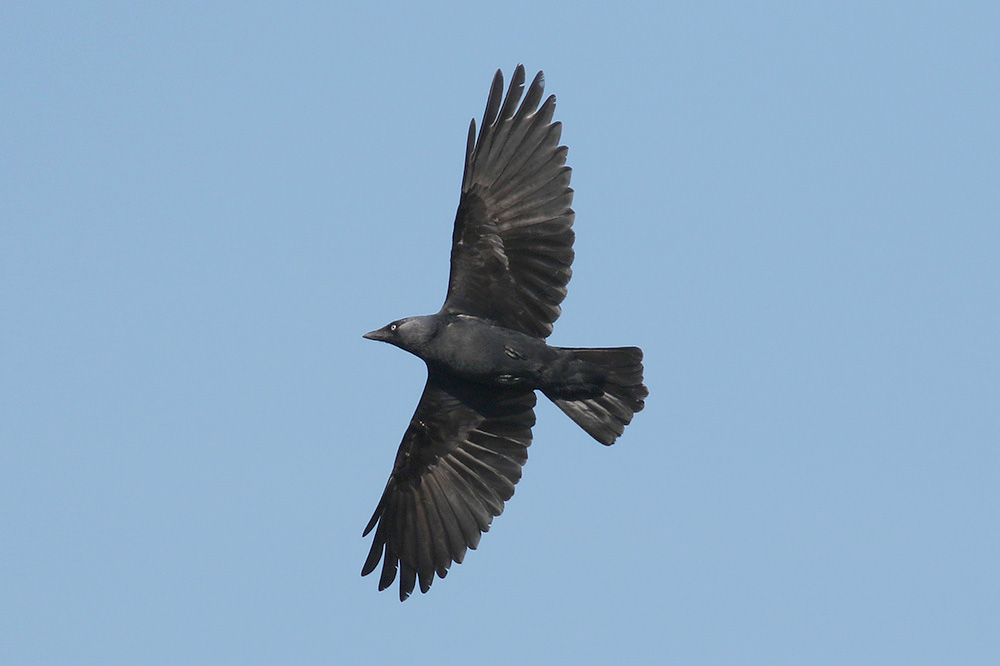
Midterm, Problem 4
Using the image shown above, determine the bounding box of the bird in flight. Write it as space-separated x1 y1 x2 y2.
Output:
362 65 648 601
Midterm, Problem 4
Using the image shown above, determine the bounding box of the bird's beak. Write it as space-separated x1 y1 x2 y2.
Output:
363 327 388 342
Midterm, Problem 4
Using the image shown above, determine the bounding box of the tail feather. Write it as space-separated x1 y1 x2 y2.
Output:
543 347 647 446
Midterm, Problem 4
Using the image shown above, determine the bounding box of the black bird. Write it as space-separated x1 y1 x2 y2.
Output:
362 65 648 601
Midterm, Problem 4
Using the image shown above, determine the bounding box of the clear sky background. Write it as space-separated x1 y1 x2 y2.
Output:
3 2 998 664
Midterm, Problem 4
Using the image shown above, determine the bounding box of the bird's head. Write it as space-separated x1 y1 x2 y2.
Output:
363 316 439 355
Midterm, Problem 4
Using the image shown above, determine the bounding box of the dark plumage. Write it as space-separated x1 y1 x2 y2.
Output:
362 66 648 600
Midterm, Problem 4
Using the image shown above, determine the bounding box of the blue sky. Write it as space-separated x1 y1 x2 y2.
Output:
3 2 998 664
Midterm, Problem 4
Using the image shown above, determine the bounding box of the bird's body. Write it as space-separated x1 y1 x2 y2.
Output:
367 313 573 389
362 66 648 600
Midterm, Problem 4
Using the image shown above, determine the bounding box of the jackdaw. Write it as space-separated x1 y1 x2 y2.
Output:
362 65 648 600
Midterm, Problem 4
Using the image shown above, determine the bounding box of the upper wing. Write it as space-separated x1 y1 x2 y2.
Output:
441 65 575 339
361 371 536 601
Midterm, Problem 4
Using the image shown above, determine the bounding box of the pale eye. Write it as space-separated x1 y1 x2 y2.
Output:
389 323 398 331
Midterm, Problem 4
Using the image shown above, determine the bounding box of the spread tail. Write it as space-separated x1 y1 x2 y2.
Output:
543 347 647 446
